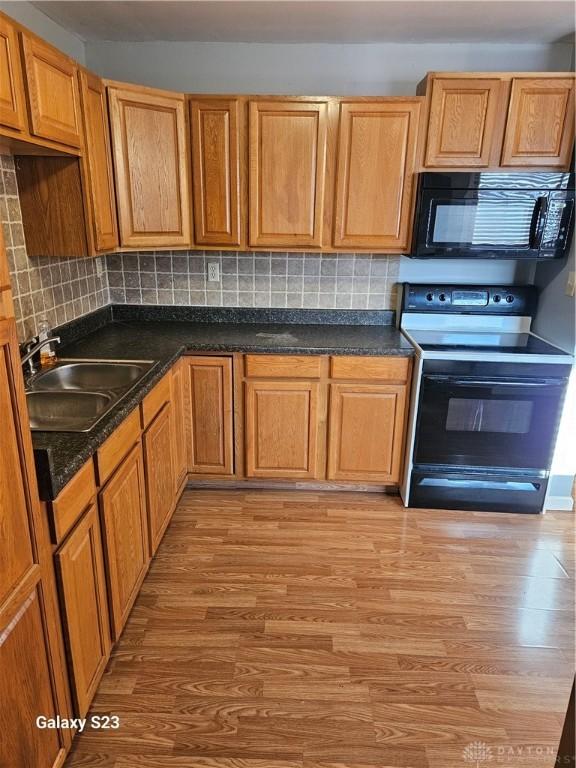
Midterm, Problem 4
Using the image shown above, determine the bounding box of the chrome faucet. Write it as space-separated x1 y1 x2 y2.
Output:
21 336 61 376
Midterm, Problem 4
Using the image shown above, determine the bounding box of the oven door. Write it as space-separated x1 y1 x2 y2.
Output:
414 374 566 471
413 189 547 258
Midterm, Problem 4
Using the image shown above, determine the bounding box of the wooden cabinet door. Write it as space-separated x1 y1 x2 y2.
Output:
55 503 111 718
0 317 71 768
425 77 503 167
327 383 407 483
190 97 244 247
79 70 119 253
108 85 192 248
183 356 234 475
249 99 328 248
333 100 421 250
144 404 176 556
170 360 188 492
245 379 322 479
21 33 82 147
501 77 575 168
0 15 27 132
99 443 149 640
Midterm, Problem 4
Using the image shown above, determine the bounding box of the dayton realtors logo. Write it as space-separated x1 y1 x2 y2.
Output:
463 742 494 767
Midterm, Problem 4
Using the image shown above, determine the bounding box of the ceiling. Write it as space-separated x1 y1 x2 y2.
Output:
29 1 576 44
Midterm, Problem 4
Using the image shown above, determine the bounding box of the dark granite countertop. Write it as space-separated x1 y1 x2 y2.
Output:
31 306 414 501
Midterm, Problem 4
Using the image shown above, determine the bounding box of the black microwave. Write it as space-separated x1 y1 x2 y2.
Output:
411 172 575 259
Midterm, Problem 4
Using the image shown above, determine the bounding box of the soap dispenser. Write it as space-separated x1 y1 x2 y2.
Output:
38 317 57 367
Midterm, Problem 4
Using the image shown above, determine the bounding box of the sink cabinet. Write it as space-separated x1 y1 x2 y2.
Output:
99 442 149 640
144 403 176 556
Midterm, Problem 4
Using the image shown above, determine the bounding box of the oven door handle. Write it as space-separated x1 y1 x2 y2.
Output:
425 376 562 388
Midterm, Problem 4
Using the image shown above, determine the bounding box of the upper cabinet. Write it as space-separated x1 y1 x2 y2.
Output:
108 83 192 248
421 72 575 171
424 76 504 167
0 15 27 132
21 33 82 148
333 99 421 251
501 77 575 168
249 99 329 248
79 71 119 253
190 97 245 247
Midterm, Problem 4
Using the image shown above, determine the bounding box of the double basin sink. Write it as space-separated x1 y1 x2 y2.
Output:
26 360 154 432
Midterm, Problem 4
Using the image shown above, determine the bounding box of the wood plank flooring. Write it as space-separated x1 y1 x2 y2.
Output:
65 490 575 768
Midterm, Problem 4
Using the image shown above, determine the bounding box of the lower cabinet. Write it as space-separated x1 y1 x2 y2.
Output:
99 443 149 640
144 403 176 556
55 503 111 718
245 379 323 479
327 383 407 482
183 356 234 475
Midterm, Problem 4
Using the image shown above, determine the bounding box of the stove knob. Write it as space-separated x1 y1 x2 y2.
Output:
493 294 502 303
438 293 446 302
426 292 434 302
505 294 515 303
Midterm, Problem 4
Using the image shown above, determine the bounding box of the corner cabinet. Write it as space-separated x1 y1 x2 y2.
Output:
501 77 575 168
21 33 82 148
108 83 192 248
333 99 421 250
248 99 329 248
183 356 234 476
79 70 119 253
0 15 27 132
190 97 245 247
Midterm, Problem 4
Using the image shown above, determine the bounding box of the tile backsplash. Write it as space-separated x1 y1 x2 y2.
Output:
2 151 402 340
107 251 400 310
0 154 109 342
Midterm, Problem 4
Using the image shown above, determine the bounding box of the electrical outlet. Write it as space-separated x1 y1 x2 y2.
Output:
95 256 104 278
566 271 575 298
208 262 220 282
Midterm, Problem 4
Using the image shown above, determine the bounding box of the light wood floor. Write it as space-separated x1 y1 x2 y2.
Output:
65 490 575 768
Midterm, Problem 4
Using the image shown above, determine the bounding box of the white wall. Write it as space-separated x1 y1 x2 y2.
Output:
85 41 573 94
0 1 85 62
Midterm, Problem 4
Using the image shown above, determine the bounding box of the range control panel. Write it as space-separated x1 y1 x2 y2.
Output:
401 284 537 316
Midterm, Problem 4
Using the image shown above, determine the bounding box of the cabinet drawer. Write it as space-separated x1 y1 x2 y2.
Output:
330 356 410 382
245 355 322 379
141 372 171 428
96 408 140 485
51 459 97 544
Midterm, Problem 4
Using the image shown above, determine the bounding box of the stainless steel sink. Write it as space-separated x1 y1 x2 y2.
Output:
26 391 113 432
26 358 155 432
32 361 152 392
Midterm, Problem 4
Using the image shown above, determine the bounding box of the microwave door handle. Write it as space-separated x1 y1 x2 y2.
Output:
529 196 549 248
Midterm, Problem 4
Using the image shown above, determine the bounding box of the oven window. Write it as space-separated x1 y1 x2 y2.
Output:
445 398 534 434
432 201 534 247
